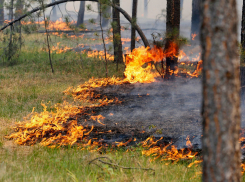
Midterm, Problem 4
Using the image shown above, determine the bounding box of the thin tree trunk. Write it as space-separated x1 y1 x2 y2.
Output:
97 3 111 28
180 0 183 19
77 1 85 27
131 0 137 52
201 0 241 181
112 0 123 71
241 0 245 63
191 0 201 44
144 0 147 18
15 0 23 19
99 2 108 78
165 0 180 79
8 0 13 61
0 0 4 25
51 0 57 21
41 1 54 73
15 0 23 50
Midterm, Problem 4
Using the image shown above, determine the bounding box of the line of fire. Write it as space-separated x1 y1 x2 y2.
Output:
0 0 245 180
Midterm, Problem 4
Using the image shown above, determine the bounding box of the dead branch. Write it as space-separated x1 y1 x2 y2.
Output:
0 0 150 48
89 156 155 173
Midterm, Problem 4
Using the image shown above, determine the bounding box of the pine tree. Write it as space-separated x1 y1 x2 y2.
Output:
77 2 85 27
165 0 180 79
112 0 123 70
201 0 241 181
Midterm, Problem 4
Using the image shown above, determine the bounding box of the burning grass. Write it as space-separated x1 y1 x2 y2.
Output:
2 26 241 180
3 45 206 179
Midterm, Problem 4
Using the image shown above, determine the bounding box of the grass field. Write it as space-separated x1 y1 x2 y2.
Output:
0 32 238 181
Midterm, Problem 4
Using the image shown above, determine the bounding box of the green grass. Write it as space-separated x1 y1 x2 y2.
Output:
0 32 204 182
0 146 202 182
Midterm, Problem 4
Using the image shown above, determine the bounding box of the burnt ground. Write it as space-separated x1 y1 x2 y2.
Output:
77 78 203 149
76 75 245 150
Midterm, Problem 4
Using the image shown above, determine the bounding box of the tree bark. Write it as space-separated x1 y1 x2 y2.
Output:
131 0 137 52
201 0 241 181
165 0 180 79
0 0 4 25
241 0 245 63
191 0 201 44
112 0 123 69
77 1 85 26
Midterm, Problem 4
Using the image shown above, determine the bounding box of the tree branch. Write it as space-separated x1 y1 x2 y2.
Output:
89 156 155 173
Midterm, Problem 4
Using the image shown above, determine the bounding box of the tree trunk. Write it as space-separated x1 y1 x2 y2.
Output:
191 0 201 44
15 0 23 18
241 0 245 63
180 0 183 19
131 0 137 52
112 0 123 69
0 0 4 25
97 2 111 28
77 1 85 27
8 0 13 20
51 0 57 21
165 0 180 79
15 0 23 33
201 0 241 181
144 0 147 18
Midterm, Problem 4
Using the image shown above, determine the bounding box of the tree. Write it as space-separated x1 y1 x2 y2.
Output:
201 0 241 181
131 0 137 52
241 0 245 63
180 0 183 19
112 0 123 70
51 0 58 21
165 0 180 79
0 0 4 25
191 0 201 44
15 0 23 33
144 0 147 18
77 1 85 27
97 2 111 27
15 0 23 18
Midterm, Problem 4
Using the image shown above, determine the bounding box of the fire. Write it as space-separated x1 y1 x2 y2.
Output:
90 115 105 125
124 46 163 83
6 43 203 147
191 33 197 40
186 136 192 148
50 42 72 54
5 38 206 171
141 136 198 162
124 44 202 83
84 50 114 61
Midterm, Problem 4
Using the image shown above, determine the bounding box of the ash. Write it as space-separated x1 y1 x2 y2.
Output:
78 78 203 149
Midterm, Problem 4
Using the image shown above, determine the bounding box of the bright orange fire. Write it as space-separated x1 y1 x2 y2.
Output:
5 37 206 171
124 43 202 83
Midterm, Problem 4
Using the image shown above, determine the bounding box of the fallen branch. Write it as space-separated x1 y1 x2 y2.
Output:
89 156 155 174
0 0 150 48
